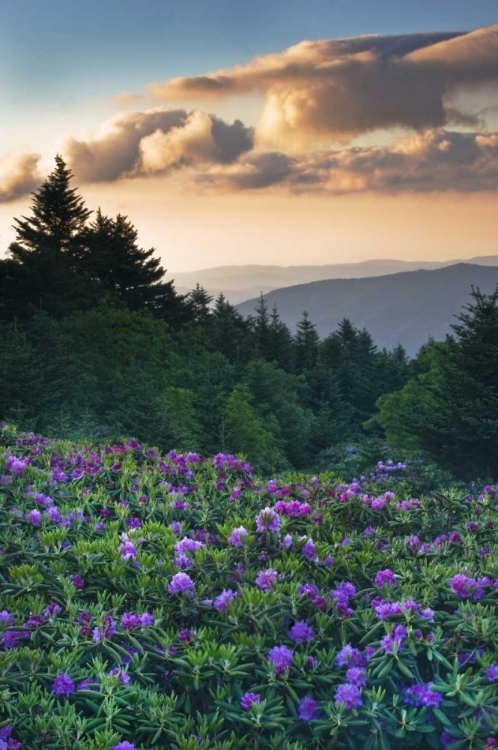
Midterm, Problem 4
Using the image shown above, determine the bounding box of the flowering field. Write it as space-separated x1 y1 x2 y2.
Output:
0 425 498 750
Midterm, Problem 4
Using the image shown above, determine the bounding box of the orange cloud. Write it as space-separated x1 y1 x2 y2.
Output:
148 26 498 147
112 92 143 107
65 108 253 182
198 128 498 193
0 151 41 203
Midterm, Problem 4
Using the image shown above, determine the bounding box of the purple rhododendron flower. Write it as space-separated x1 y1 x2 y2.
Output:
228 526 248 547
298 696 319 721
288 621 315 644
52 673 75 697
240 692 261 710
403 683 443 707
111 743 136 750
346 667 367 687
301 538 317 561
214 589 237 612
336 645 364 667
450 574 490 601
334 683 362 710
486 664 498 682
27 509 42 527
255 507 281 534
381 624 407 654
255 569 278 591
168 572 195 595
374 569 397 587
0 610 14 627
268 645 293 674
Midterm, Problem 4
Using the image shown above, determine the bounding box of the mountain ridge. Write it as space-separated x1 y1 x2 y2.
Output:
235 263 498 355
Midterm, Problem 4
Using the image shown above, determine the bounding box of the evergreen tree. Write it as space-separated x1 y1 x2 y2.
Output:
293 311 320 374
4 156 94 319
244 359 315 468
268 305 294 371
248 294 274 361
84 210 191 327
189 283 213 326
373 288 498 479
10 155 91 260
208 294 250 365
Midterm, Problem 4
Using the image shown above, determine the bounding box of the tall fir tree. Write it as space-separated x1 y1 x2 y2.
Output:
373 287 498 479
83 210 191 327
3 156 94 319
189 283 213 326
249 294 274 361
293 311 320 374
208 294 250 365
268 305 294 371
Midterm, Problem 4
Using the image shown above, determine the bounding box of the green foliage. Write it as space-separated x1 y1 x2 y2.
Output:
0 428 498 749
223 383 288 472
372 288 498 480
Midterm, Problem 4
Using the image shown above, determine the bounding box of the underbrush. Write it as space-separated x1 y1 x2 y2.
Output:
0 424 497 750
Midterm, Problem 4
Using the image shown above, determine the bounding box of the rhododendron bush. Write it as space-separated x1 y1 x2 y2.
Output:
1 424 498 750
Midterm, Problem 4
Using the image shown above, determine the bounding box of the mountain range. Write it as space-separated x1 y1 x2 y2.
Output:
236 263 498 355
166 255 498 306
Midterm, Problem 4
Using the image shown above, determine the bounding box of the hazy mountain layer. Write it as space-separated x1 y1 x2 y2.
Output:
236 263 498 355
167 256 498 305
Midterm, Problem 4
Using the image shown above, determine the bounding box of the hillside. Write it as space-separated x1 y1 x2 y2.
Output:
236 263 498 355
167 256 498 305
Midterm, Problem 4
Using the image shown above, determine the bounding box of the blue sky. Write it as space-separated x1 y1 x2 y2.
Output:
2 0 497 108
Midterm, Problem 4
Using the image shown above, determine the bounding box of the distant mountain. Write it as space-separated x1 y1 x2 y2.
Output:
166 256 498 305
236 263 498 355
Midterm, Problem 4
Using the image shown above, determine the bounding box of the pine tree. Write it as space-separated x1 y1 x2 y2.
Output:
189 283 213 326
5 156 94 319
10 155 91 261
268 304 294 371
293 311 319 374
373 287 498 479
249 294 274 361
83 210 191 327
208 294 250 365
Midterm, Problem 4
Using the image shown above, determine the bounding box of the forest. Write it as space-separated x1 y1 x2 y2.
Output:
1 157 497 481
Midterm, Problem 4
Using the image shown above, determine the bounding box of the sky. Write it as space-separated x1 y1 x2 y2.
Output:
1 0 498 271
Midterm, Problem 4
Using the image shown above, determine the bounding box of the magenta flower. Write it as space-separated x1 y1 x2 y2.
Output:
374 569 397 587
214 589 237 612
486 664 498 682
52 673 75 698
255 507 281 534
27 509 42 527
228 526 248 547
298 696 319 721
403 683 443 707
268 645 293 675
346 667 367 687
288 621 315 644
336 645 363 668
334 683 363 710
255 569 278 592
240 692 261 710
168 572 195 595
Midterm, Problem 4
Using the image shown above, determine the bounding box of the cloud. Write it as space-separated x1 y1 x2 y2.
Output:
195 128 498 194
148 25 498 146
112 92 143 107
65 108 253 182
0 152 41 203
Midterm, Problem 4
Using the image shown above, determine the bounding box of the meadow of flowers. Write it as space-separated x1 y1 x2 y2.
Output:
1 424 498 750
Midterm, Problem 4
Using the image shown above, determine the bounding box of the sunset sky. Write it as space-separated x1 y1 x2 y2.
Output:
1 0 498 272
